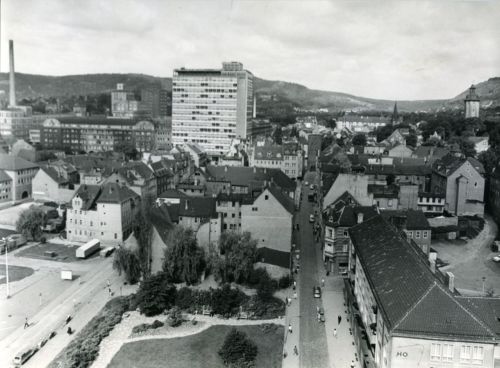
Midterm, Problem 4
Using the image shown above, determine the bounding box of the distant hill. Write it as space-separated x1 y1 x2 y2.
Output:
0 72 498 113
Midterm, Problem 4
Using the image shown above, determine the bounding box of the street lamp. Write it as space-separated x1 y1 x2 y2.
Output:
2 237 10 299
482 277 486 295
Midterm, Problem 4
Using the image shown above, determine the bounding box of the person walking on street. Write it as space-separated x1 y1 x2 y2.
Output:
288 323 293 334
321 278 325 287
333 328 337 338
351 360 355 368
294 345 298 355
317 313 321 322
338 315 342 324
24 317 29 329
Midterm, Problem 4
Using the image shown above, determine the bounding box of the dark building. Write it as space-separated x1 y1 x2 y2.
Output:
307 134 322 170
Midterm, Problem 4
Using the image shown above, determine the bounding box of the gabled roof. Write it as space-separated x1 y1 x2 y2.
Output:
380 209 431 230
337 206 378 227
367 184 399 199
0 169 12 182
179 197 217 218
433 154 485 177
149 204 174 245
158 189 188 199
39 166 69 185
96 183 139 204
0 153 39 171
412 146 450 159
457 297 500 336
73 184 101 210
265 185 295 214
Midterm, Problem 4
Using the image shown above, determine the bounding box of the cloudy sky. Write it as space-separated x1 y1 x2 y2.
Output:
1 0 499 100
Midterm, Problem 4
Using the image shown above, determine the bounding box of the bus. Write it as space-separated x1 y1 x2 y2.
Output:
76 239 101 259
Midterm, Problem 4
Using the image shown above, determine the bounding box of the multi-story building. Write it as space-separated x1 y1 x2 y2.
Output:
0 107 35 140
490 164 500 226
250 142 303 179
104 161 157 200
0 153 39 202
336 115 391 133
155 117 172 151
111 84 139 118
41 117 156 153
417 192 446 214
347 215 500 368
32 161 79 203
66 182 140 245
431 154 485 216
0 170 13 204
172 62 254 156
247 118 273 138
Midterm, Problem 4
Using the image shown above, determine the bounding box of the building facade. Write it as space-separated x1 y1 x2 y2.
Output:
0 154 39 202
172 62 254 156
465 85 480 119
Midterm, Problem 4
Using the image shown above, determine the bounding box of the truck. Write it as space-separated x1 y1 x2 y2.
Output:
0 234 27 254
75 239 100 259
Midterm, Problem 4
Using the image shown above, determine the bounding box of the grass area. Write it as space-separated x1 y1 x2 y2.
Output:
0 264 34 284
15 242 95 262
108 324 284 368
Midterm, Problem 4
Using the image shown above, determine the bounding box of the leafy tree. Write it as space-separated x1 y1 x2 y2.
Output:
115 141 138 160
450 136 476 157
163 226 206 285
352 133 367 147
212 232 257 284
219 328 258 367
290 126 299 138
211 284 247 316
112 247 142 284
478 148 500 176
375 125 394 142
133 272 177 316
321 135 334 151
405 134 418 148
272 126 283 145
134 195 154 277
16 206 47 241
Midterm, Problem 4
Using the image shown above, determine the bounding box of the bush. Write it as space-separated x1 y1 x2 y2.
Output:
175 287 195 311
48 296 132 368
40 236 47 244
134 272 177 316
211 284 248 317
168 307 183 327
219 328 258 367
131 320 164 334
245 296 285 319
278 274 292 289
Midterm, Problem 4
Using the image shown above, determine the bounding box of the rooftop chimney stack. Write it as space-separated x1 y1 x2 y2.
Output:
9 40 16 107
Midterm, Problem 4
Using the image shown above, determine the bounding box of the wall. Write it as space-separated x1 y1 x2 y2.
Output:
323 174 373 209
444 160 485 216
150 226 166 274
389 336 494 368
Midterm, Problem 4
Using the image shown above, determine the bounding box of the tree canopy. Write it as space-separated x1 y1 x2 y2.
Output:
218 328 258 367
163 226 206 285
112 246 142 284
16 206 47 241
352 133 367 147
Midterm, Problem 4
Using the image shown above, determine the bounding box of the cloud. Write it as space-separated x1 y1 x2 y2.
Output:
1 0 499 100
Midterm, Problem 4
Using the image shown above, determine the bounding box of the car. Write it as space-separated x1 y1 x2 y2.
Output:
309 184 315 190
309 214 315 223
313 286 321 298
492 254 500 262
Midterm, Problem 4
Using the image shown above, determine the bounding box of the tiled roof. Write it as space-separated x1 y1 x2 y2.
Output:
338 115 391 124
433 154 485 177
349 215 496 341
158 189 188 199
73 184 101 210
348 155 431 176
179 197 217 218
380 209 431 230
0 154 39 171
40 166 69 185
412 146 450 159
216 192 254 205
367 184 399 199
57 116 150 126
96 183 139 204
337 206 378 227
149 204 174 245
457 297 500 336
0 169 12 182
266 185 295 214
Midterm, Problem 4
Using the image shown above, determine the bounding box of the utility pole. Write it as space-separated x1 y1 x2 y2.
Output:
3 238 10 298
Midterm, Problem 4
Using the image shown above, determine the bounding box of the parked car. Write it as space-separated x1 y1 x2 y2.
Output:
313 286 321 298
309 184 315 190
309 214 315 223
492 254 500 262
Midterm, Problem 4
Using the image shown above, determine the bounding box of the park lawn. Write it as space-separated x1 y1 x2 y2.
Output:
0 264 34 284
108 324 284 368
16 242 88 262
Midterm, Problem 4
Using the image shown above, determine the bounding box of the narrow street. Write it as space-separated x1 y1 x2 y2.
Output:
298 171 330 368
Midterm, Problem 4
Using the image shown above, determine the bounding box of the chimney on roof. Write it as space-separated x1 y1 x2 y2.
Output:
253 166 256 173
446 271 455 293
429 258 436 274
9 40 16 107
224 166 228 172
185 200 189 210
357 212 364 224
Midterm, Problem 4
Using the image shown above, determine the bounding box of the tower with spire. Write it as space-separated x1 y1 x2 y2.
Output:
464 85 480 119
391 101 400 125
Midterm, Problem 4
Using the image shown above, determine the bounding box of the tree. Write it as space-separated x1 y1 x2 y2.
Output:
115 141 138 160
112 247 142 284
133 272 177 316
272 126 283 145
290 126 299 138
218 328 258 367
163 226 206 285
450 136 476 157
405 134 418 148
212 232 257 284
478 148 500 176
16 206 47 241
134 195 153 277
352 133 367 147
375 125 394 142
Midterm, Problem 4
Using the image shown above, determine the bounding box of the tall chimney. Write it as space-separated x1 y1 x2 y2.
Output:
9 40 16 107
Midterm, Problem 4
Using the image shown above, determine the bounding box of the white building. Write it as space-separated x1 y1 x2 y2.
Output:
172 62 254 156
66 183 140 245
250 143 303 179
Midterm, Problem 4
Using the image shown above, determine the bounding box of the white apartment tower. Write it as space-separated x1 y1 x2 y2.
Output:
172 62 254 156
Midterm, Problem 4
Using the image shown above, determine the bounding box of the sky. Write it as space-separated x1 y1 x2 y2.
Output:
1 0 499 100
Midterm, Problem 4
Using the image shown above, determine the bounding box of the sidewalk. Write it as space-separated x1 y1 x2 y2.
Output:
322 274 360 368
282 284 300 368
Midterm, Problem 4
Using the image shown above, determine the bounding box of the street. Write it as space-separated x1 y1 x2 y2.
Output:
298 171 330 368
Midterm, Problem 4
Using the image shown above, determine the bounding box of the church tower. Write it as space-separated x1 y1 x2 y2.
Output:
391 101 400 125
465 85 480 119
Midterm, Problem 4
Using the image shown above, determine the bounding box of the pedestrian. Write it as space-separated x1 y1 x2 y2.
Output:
24 317 29 329
317 313 321 322
288 323 293 334
107 279 111 288
338 315 342 324
293 291 297 299
321 278 325 287
293 280 297 289
333 328 337 338
294 345 298 355
283 351 288 359
351 360 355 368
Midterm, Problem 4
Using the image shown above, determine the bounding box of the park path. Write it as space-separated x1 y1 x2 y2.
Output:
91 311 285 368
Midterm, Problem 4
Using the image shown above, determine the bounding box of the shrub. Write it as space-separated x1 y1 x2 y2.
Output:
168 307 183 327
278 274 292 289
134 272 177 316
175 287 195 311
40 236 47 244
211 284 247 317
245 296 285 319
218 328 258 367
131 320 164 334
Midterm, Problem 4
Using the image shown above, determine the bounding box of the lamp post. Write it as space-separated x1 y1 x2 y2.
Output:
2 238 10 299
482 277 486 295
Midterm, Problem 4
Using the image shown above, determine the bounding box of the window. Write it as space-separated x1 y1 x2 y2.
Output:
407 231 413 238
416 231 421 239
431 343 441 361
264 195 269 200
232 213 235 218
472 346 483 364
252 207 258 212
442 344 453 362
388 199 393 207
114 233 117 239
460 346 472 363
423 231 428 239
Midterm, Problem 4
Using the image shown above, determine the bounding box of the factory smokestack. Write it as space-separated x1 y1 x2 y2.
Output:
9 40 16 107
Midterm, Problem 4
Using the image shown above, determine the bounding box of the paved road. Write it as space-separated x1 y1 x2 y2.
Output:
298 171 330 368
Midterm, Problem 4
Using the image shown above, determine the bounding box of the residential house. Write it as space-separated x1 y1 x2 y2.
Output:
105 161 157 200
383 128 408 146
0 170 13 204
148 204 174 274
323 174 373 209
32 162 79 203
467 136 489 154
431 154 485 216
347 215 500 368
150 159 175 196
66 182 140 245
412 146 450 165
336 115 391 134
367 184 399 209
386 144 413 158
216 192 253 232
250 142 303 179
183 143 208 168
0 153 39 202
241 185 294 277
